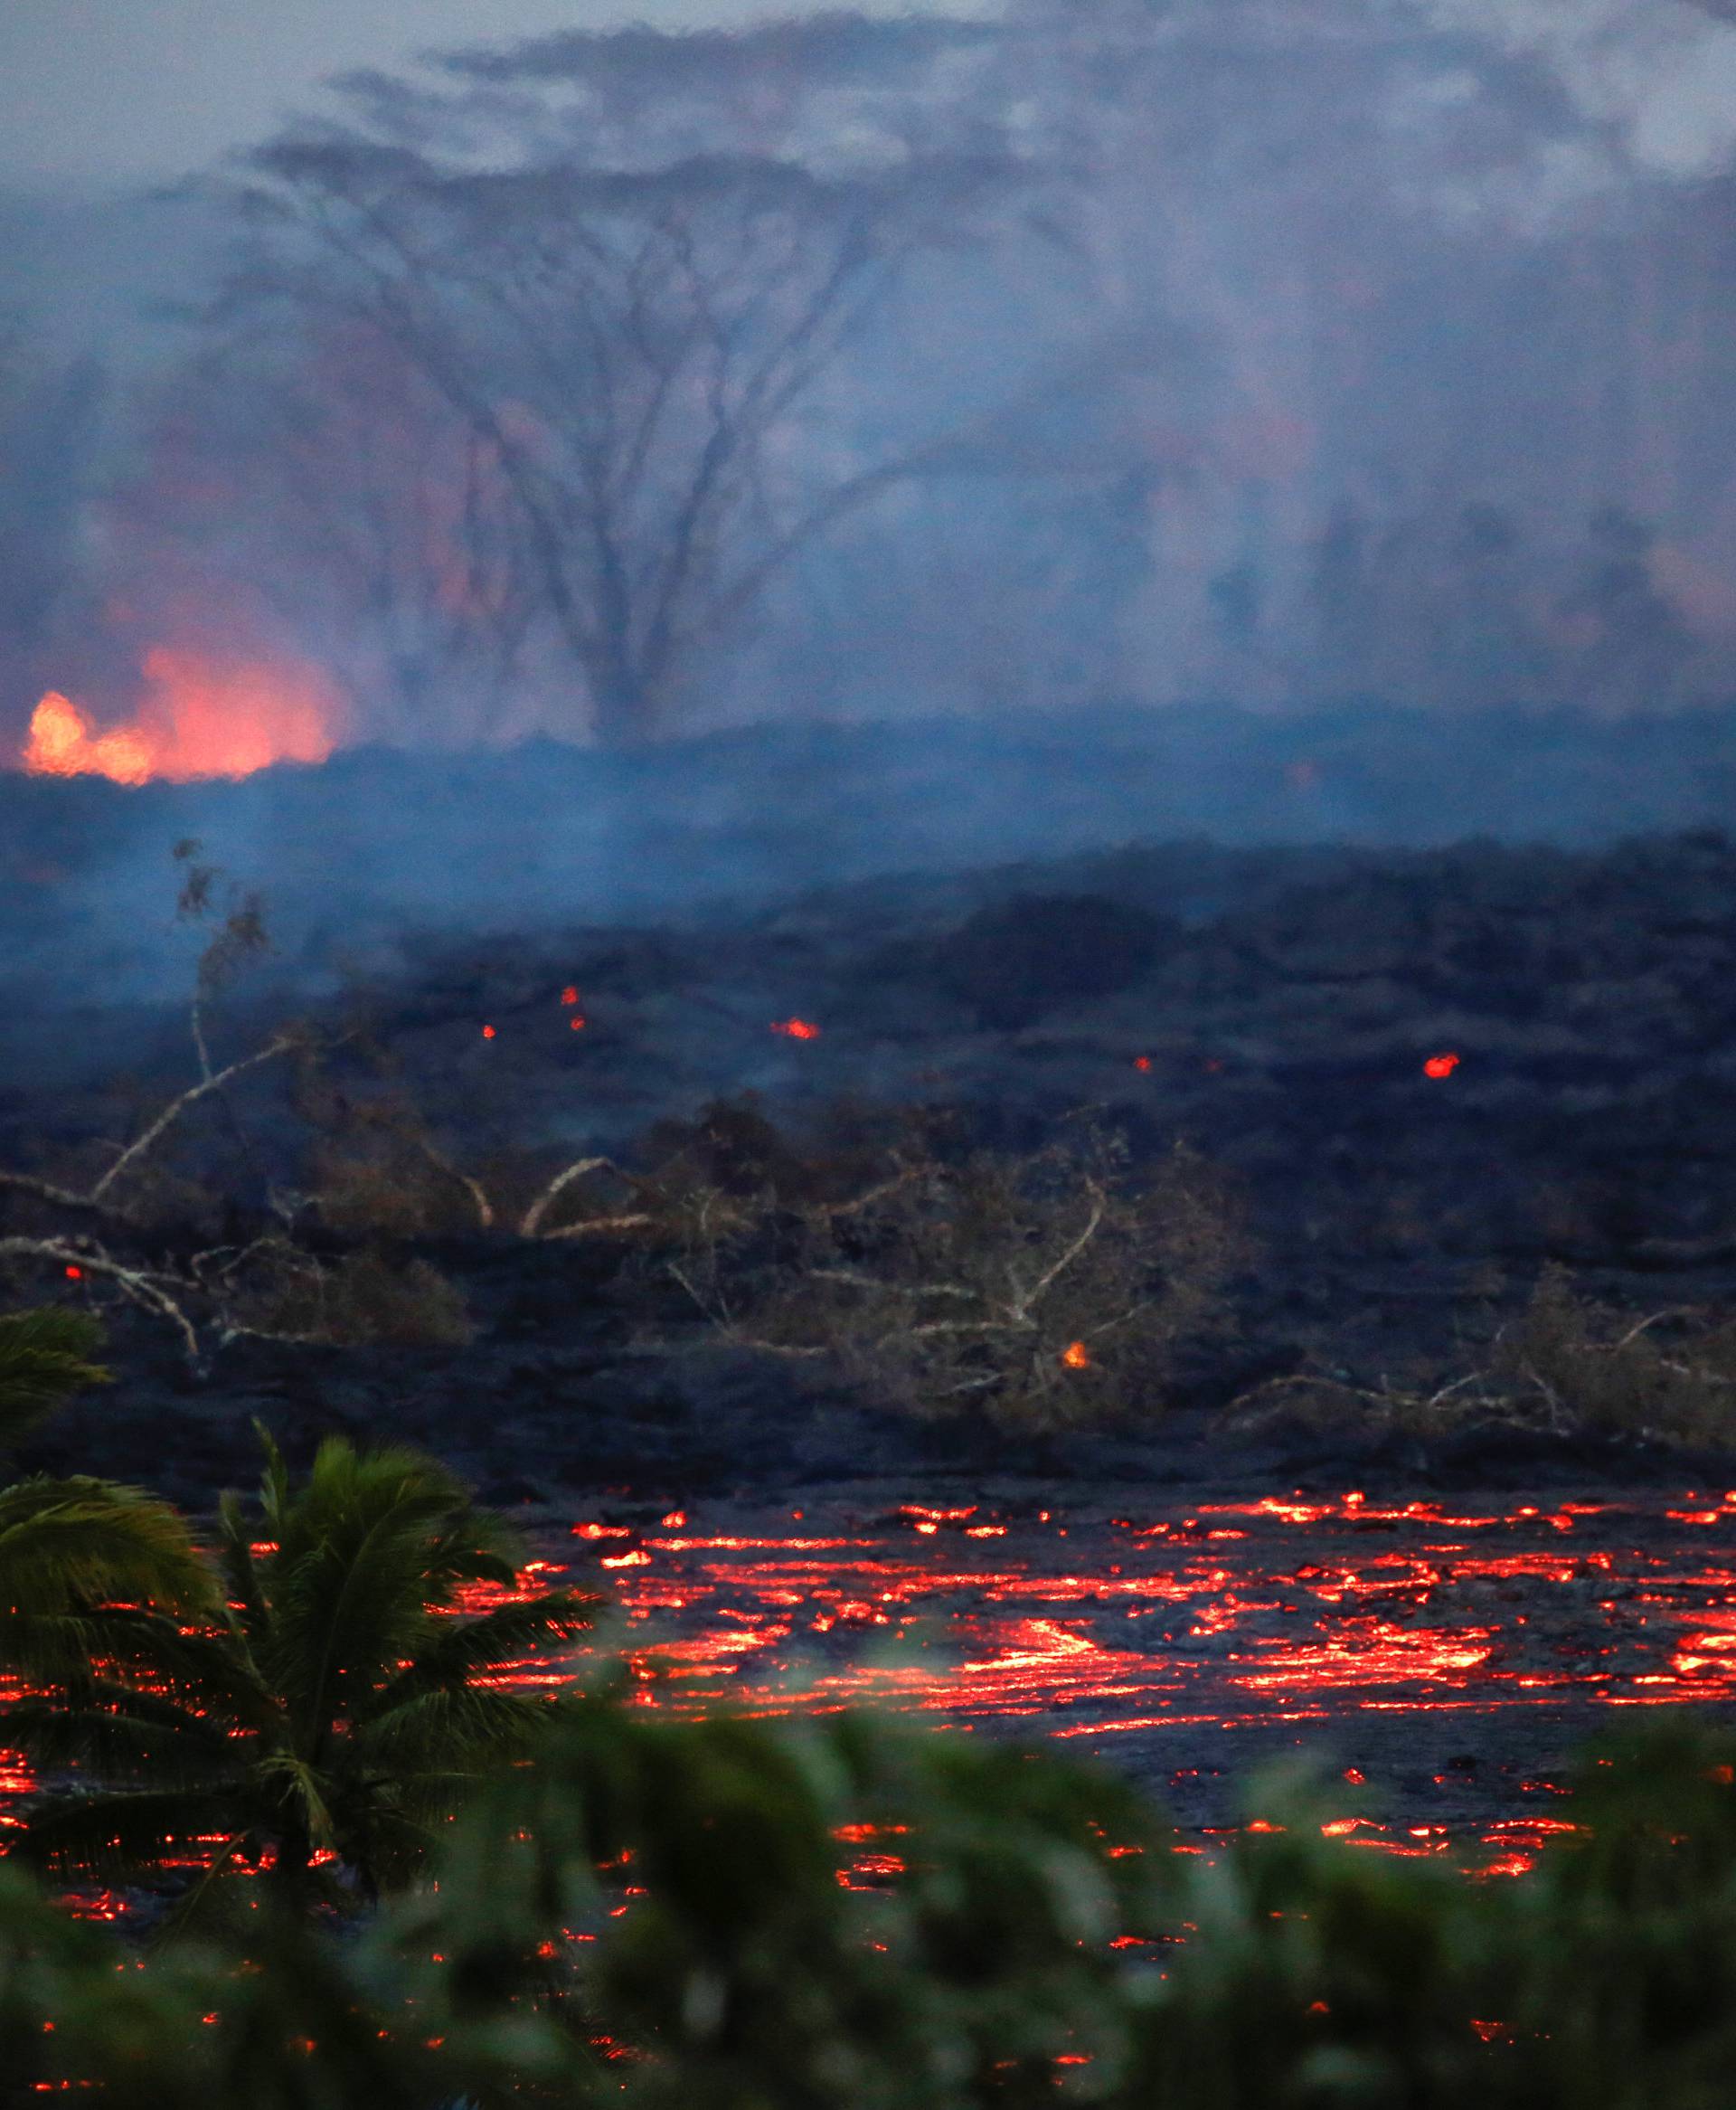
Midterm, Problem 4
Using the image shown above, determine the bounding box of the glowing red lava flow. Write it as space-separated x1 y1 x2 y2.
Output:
10 1493 1736 1897
534 1487 1736 1874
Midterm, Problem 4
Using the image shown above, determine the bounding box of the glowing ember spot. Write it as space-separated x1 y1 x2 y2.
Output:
570 1016 587 1031
1061 1340 1092 1369
62 1265 81 1281
1423 1052 1461 1079
560 986 580 1007
22 650 339 784
481 1025 496 1040
1134 1055 1154 1073
771 1017 821 1040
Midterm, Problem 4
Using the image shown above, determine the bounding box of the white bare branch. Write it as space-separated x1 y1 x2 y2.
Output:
90 1036 298 1206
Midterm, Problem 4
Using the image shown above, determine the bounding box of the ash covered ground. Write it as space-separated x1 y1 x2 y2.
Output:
5 711 1736 1509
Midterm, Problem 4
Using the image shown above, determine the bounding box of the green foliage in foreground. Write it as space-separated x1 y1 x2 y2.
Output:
2 1708 1736 2108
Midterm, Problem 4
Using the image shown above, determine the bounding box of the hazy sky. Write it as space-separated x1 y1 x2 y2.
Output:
0 0 950 193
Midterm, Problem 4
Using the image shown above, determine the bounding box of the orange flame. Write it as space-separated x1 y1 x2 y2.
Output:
771 1017 821 1041
1423 1053 1461 1079
1061 1339 1091 1369
22 648 340 785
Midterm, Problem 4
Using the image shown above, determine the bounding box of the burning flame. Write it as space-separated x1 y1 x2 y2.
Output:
1423 1053 1461 1079
22 648 340 785
1061 1340 1092 1369
771 1018 821 1041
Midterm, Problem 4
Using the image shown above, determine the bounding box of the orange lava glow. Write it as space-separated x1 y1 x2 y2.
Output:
11 1489 1736 1899
1423 1052 1462 1079
770 1017 821 1040
22 649 340 785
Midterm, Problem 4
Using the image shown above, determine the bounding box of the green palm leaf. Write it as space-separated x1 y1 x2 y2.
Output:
0 1309 110 1452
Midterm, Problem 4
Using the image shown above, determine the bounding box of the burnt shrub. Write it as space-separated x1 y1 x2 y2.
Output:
611 1104 1246 1433
929 894 1181 1028
1492 1266 1736 1446
223 1241 475 1348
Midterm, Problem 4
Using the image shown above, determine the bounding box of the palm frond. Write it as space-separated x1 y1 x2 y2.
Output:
215 1491 270 1646
91 1613 280 1735
269 1520 451 1741
259 1440 523 1738
253 1750 337 1850
250 1416 296 1531
0 1478 217 1626
2 1598 278 1741
12 1786 251 1882
363 1590 597 1725
420 1509 529 1594
352 1682 561 1769
1 1698 241 1787
0 1309 110 1452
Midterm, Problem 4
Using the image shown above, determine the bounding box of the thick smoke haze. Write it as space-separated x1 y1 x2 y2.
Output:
5 0 1736 1014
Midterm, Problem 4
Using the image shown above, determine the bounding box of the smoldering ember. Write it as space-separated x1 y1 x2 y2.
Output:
9 5 1736 2101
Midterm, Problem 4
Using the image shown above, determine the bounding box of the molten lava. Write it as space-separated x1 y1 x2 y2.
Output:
22 648 340 784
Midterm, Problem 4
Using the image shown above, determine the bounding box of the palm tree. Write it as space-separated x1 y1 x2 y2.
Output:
4 1429 597 1910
